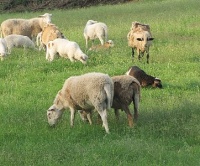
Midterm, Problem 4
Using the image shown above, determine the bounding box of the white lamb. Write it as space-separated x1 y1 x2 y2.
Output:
46 38 88 64
46 72 114 134
4 34 36 53
0 38 7 61
1 13 52 42
84 20 108 48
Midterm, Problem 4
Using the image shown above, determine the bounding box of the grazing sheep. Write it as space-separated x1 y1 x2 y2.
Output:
126 66 162 88
46 72 114 134
46 38 88 64
127 21 154 63
0 13 52 41
84 20 108 48
79 75 141 127
89 40 114 51
36 31 44 51
4 34 35 53
0 38 7 61
41 23 65 50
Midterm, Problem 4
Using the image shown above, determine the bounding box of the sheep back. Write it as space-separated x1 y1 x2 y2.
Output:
59 72 114 110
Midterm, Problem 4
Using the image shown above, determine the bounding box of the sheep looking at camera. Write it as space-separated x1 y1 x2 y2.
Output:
0 13 52 41
127 21 154 63
4 34 35 53
126 66 162 88
46 38 88 64
84 20 108 48
46 72 114 134
0 38 7 61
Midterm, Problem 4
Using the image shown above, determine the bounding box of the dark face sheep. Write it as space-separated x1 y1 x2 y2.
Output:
126 66 162 88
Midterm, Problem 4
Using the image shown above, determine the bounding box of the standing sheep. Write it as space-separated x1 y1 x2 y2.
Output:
46 38 88 64
127 21 154 63
84 20 108 49
0 13 52 41
46 72 114 134
79 75 141 127
0 38 7 61
4 34 36 53
126 66 162 88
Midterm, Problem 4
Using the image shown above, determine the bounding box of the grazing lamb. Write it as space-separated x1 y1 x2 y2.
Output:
0 13 52 41
41 23 65 50
46 38 88 64
46 72 114 134
127 21 154 63
84 20 108 48
89 40 114 51
126 66 162 88
79 75 141 127
0 38 7 61
4 34 35 53
36 31 44 51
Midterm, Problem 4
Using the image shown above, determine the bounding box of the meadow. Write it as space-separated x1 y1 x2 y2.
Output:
0 0 200 165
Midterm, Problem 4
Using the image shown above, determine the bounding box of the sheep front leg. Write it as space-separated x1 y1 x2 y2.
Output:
131 48 135 59
70 108 76 127
146 52 149 64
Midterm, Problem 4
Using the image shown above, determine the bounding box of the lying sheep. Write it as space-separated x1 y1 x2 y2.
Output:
1 13 52 42
0 38 7 61
126 66 162 88
89 40 114 51
46 72 114 134
4 34 35 53
84 20 108 48
79 75 141 127
46 38 88 64
41 23 65 50
127 21 154 63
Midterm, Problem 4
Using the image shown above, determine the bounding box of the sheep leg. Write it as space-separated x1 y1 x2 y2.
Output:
70 108 76 127
131 48 134 59
121 105 133 127
98 110 110 134
114 109 120 121
146 53 149 64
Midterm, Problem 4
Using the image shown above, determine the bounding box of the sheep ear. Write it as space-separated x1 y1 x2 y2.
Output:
148 38 154 41
137 38 143 41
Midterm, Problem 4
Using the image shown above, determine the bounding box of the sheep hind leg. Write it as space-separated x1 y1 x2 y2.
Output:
114 109 120 121
131 48 135 61
146 53 149 64
133 93 140 121
122 105 133 127
97 109 109 134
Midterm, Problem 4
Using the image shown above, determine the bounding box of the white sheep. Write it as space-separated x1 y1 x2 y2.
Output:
89 40 114 51
84 20 108 48
46 38 88 64
79 75 141 127
36 31 44 51
0 38 7 61
1 13 52 42
127 22 154 63
46 72 114 134
4 34 36 53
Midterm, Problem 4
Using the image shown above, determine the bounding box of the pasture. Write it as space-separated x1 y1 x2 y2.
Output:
0 0 199 165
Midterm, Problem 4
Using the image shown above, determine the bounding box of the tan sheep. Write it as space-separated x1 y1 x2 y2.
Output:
127 21 154 63
89 40 114 51
0 13 52 42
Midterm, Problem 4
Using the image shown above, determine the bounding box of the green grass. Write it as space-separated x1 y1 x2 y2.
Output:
0 0 200 165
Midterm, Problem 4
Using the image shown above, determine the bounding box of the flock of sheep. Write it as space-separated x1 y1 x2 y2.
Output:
0 13 163 133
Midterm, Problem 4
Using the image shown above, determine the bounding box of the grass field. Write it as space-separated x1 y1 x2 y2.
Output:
0 0 200 165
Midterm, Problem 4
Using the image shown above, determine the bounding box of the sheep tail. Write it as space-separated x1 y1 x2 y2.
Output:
104 83 113 109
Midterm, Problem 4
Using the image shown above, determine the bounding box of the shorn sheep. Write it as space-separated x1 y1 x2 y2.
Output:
127 21 154 63
46 72 114 134
0 13 52 41
46 38 88 64
126 66 162 88
0 38 7 61
79 75 141 127
84 20 108 48
89 40 114 51
4 34 35 53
